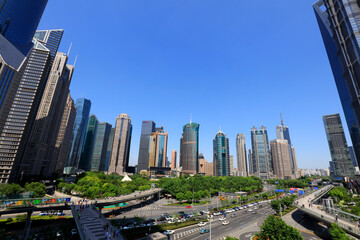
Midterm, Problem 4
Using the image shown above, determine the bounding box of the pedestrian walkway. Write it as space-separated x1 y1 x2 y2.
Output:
295 185 360 239
133 205 161 211
72 204 124 240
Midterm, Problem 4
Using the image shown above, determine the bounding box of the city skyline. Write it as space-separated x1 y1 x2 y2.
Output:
37 0 348 170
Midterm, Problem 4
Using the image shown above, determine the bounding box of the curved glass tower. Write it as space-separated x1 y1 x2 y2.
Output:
180 122 199 174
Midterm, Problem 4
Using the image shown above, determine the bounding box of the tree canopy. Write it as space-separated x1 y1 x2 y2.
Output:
24 182 46 198
329 223 351 240
0 183 23 196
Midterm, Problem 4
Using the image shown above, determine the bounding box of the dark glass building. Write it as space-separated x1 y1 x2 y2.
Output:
137 121 156 172
213 130 230 176
314 0 360 167
90 122 112 171
105 128 115 172
180 122 199 174
323 114 354 177
64 98 91 174
0 0 48 55
79 114 98 171
250 126 272 180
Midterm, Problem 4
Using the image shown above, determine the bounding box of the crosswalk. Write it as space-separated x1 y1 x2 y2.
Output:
171 222 221 240
133 205 160 211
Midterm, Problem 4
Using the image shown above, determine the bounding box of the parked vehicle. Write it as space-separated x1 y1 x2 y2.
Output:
230 213 236 218
163 230 175 235
198 222 206 227
185 205 192 208
213 212 221 216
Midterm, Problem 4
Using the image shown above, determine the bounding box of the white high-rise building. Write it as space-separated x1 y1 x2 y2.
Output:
236 134 248 177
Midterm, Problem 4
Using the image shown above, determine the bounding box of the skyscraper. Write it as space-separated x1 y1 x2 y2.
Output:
270 139 293 179
0 0 48 54
90 122 112 171
108 114 132 174
64 98 91 174
79 114 98 171
251 126 273 180
236 134 248 177
323 114 354 177
213 130 230 176
248 149 253 174
314 1 360 167
276 115 298 177
170 150 177 170
137 121 156 172
349 146 359 169
180 122 200 174
54 94 76 175
105 128 115 172
148 128 168 168
0 30 63 182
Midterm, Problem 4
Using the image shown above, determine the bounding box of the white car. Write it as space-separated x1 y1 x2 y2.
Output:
222 221 230 225
225 209 232 213
213 212 221 216
198 222 206 227
163 230 175 235
203 210 210 214
219 217 226 221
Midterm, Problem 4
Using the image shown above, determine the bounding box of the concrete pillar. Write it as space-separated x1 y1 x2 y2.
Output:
24 210 33 240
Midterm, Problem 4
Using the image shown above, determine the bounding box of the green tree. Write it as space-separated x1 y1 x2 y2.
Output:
270 200 281 212
225 237 238 240
176 192 185 202
329 223 351 240
24 182 46 198
255 215 303 240
0 183 23 196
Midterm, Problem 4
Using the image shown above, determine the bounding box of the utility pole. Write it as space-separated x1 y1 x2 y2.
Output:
209 212 212 240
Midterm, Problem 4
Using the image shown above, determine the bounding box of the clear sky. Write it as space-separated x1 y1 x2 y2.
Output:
37 0 348 170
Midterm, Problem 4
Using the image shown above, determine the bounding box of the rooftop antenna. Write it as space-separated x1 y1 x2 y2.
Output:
219 125 221 132
190 113 192 124
67 42 72 56
280 112 284 126
73 55 78 67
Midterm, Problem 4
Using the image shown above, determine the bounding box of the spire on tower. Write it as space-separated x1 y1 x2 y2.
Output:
280 112 284 126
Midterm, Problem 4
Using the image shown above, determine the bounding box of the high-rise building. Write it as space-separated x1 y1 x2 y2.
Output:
21 50 74 178
54 94 76 175
251 126 273 180
198 153 213 176
323 114 354 177
276 115 297 177
213 130 230 176
105 128 115 172
349 146 359 168
180 122 200 174
314 1 360 167
230 155 234 175
137 121 156 172
0 0 48 54
270 139 293 179
148 128 168 168
0 30 63 182
248 149 253 174
79 114 98 171
64 98 91 174
90 122 112 171
108 114 132 174
236 134 248 177
170 150 177 170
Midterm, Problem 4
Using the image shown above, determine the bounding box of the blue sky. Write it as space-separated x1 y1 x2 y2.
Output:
38 0 347 169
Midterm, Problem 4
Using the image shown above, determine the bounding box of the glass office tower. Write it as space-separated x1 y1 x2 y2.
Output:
91 122 112 171
64 98 91 174
79 114 98 171
314 0 360 167
180 122 200 174
213 130 230 176
137 120 156 172
251 126 273 180
323 114 354 177
0 0 48 54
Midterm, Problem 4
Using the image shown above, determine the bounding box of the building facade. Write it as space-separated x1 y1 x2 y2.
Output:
213 130 230 176
250 126 273 180
170 150 177 170
137 121 155 172
64 98 91 174
54 94 76 175
79 114 98 171
148 128 168 168
105 128 115 172
236 134 248 176
270 139 293 179
180 122 199 174
323 114 354 177
90 122 112 171
314 0 360 167
198 153 213 176
108 114 132 174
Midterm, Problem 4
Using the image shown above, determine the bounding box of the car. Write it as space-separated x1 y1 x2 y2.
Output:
177 218 186 222
232 208 237 211
157 216 166 222
199 211 204 215
203 210 210 214
185 205 192 208
213 212 221 216
259 205 263 208
56 231 63 237
161 213 169 216
165 216 173 221
188 213 194 218
200 228 210 234
163 230 175 235
248 209 253 212
198 222 206 227
71 229 78 235
230 213 236 218
253 207 257 210
225 209 232 213
252 211 257 214
219 217 226 221
177 211 185 215
222 220 230 225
